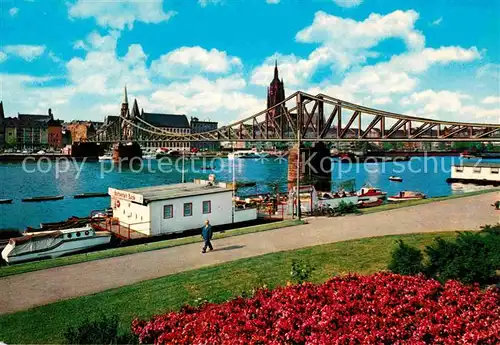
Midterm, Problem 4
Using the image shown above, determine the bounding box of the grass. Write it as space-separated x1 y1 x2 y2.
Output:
0 219 303 278
0 231 459 344
360 188 499 214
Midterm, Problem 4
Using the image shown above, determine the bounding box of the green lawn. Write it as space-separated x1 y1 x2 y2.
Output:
0 219 303 278
360 188 498 214
0 231 459 344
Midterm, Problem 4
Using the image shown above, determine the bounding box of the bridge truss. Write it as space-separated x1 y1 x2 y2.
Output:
88 91 500 143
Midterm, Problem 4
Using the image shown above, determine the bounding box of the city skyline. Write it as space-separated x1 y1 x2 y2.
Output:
0 0 499 125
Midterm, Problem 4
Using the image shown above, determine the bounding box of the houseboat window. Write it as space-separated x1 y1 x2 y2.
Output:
76 232 81 237
163 205 173 219
473 167 481 173
202 200 211 214
455 167 464 172
491 167 499 174
85 231 89 235
183 202 193 217
67 233 72 239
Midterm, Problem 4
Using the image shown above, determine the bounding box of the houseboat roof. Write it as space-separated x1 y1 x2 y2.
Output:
454 162 500 168
120 183 230 203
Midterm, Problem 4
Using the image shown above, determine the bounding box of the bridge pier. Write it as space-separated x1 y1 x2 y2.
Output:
112 142 142 163
288 142 332 192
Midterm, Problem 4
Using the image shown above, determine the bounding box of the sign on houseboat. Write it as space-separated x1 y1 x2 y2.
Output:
108 188 144 204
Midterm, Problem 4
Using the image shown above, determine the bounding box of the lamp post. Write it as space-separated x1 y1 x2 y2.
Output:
296 93 302 220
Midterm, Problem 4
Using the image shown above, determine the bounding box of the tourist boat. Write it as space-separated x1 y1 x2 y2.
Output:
0 199 13 204
389 176 403 182
227 150 261 159
1 226 112 264
22 195 64 202
98 154 112 161
387 191 426 202
357 198 384 209
357 186 387 202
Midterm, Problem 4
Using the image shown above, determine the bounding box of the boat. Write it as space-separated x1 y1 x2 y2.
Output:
0 199 13 204
227 150 261 159
74 192 109 199
388 191 426 202
98 155 112 161
1 226 112 264
357 197 383 209
319 191 359 209
389 176 403 182
357 185 387 202
22 195 64 202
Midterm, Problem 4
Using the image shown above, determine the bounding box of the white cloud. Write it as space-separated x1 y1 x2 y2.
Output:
333 0 363 8
372 97 392 105
2 45 46 61
476 63 500 81
340 46 481 95
431 17 443 26
198 0 223 7
68 0 176 30
9 7 19 16
150 46 242 79
0 52 7 63
266 0 280 4
482 96 500 105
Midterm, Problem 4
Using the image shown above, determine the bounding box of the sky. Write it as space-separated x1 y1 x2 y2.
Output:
0 0 499 125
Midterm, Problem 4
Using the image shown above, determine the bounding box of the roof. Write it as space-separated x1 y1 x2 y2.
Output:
141 112 190 128
123 183 230 203
454 162 500 168
18 114 51 122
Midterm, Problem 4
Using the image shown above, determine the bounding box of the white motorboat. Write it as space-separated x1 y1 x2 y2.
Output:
357 186 387 201
388 191 426 203
98 154 112 161
319 191 359 209
1 226 112 264
227 150 261 159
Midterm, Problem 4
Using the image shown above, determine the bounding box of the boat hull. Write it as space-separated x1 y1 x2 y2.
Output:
357 193 386 202
387 196 425 203
2 234 112 264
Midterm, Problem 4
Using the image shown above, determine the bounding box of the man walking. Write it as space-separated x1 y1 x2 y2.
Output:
201 219 213 253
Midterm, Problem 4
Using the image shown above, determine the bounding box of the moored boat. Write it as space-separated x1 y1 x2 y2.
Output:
318 191 359 209
22 195 64 202
0 199 13 204
357 186 387 201
357 198 384 208
1 226 112 264
389 176 403 182
388 191 426 202
98 154 112 161
74 192 109 199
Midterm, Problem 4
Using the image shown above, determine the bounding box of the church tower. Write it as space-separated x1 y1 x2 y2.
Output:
266 61 286 134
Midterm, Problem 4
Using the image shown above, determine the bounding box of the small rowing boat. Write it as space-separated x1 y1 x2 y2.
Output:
388 191 426 202
0 199 13 204
74 192 109 199
389 176 403 182
22 195 64 202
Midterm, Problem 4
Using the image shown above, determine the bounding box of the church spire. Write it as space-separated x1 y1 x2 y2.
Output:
273 60 279 80
123 85 128 104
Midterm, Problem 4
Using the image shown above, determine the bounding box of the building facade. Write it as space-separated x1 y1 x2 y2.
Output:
190 117 218 151
66 121 96 143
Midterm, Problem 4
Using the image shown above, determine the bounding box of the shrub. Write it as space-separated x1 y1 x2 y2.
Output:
425 232 496 285
335 201 359 214
63 314 137 345
388 240 424 275
290 260 315 284
132 273 500 344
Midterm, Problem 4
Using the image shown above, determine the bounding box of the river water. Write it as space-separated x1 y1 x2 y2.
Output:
0 156 495 230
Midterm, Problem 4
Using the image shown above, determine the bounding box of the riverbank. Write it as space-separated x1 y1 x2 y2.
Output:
0 231 461 344
1 190 497 315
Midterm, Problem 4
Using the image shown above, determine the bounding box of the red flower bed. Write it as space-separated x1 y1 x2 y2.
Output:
132 273 500 344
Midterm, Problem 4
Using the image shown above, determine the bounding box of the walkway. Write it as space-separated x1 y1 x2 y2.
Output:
1 191 499 314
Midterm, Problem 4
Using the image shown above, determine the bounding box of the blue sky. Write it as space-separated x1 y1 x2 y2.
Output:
0 0 499 124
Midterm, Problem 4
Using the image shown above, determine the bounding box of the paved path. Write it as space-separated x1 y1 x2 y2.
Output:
1 191 499 314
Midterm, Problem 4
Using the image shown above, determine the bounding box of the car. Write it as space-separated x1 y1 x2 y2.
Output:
37 150 46 155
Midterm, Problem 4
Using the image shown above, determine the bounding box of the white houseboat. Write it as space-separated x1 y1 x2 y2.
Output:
108 180 257 237
1 226 112 264
447 163 500 186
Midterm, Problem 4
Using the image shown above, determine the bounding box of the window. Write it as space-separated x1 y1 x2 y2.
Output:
455 166 464 173
473 167 481 173
163 204 173 219
183 202 192 217
491 167 499 174
203 201 211 214
76 232 81 237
